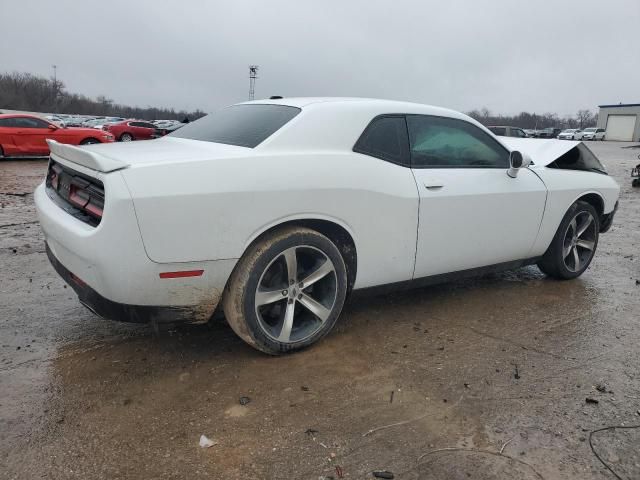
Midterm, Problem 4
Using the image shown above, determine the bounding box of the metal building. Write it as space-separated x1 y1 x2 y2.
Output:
597 103 640 141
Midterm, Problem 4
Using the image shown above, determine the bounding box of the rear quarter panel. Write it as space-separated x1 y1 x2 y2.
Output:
122 152 420 289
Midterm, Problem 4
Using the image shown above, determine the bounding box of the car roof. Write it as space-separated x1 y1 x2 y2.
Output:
241 97 468 119
0 113 44 119
229 97 500 152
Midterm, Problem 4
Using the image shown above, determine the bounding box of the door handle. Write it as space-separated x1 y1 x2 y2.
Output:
424 182 444 190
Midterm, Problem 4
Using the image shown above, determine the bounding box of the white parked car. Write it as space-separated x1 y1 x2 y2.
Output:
558 129 582 140
580 127 606 141
35 98 620 354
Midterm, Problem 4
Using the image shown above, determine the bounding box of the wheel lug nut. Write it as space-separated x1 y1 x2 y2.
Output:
282 290 288 296
290 279 295 286
298 282 304 288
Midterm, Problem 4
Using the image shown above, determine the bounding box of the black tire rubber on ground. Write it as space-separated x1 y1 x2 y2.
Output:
632 178 640 188
222 226 348 355
120 133 133 142
537 200 599 280
0 145 4 158
80 138 100 145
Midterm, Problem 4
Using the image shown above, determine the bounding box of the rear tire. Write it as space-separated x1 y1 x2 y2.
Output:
537 201 599 279
223 226 348 354
120 133 133 142
0 145 4 158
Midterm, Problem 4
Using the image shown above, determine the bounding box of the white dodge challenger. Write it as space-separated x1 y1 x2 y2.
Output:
35 98 620 354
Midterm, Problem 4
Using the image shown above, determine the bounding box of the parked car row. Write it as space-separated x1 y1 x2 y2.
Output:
0 114 115 158
0 112 190 158
490 125 606 141
44 113 186 134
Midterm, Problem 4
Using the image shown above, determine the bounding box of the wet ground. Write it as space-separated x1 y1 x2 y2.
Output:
1 142 639 479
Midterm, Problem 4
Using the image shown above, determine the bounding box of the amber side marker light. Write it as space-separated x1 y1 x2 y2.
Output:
159 270 204 279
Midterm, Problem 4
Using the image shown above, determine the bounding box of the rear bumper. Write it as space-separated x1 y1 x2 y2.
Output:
47 244 196 324
35 172 238 324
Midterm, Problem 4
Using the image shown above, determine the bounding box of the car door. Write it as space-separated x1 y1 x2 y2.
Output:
408 114 547 278
0 118 19 155
138 121 157 139
12 117 52 155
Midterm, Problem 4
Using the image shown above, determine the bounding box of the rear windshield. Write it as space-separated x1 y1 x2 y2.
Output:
169 104 301 148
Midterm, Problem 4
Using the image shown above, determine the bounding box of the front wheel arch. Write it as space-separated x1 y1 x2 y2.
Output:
575 193 604 218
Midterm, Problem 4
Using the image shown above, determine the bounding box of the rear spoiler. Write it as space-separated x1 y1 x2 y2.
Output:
47 140 129 173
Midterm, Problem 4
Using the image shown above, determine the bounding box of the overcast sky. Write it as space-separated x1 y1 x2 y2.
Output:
1 0 638 116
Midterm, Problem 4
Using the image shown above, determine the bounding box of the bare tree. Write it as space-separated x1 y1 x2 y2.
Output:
576 109 594 129
0 71 205 120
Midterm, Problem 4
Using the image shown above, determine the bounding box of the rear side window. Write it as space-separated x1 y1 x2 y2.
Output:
407 115 509 168
0 118 16 127
170 104 301 148
488 126 506 136
353 116 409 165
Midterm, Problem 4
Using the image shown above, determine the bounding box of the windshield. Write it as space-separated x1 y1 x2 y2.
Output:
169 104 301 148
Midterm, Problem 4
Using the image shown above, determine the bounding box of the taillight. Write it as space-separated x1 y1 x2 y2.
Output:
46 161 105 225
48 163 62 190
69 182 103 220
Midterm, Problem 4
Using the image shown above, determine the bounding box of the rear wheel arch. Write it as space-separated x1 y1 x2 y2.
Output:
241 219 357 293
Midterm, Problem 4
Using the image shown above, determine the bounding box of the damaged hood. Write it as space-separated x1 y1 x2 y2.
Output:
500 138 580 167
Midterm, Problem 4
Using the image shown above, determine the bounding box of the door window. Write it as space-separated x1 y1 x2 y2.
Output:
13 117 50 128
407 115 509 168
0 118 18 127
353 116 409 166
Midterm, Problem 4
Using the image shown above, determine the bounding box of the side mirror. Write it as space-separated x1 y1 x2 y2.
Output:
48 124 58 130
507 150 531 178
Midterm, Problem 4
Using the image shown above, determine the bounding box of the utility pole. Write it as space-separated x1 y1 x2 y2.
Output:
248 65 259 101
52 64 58 101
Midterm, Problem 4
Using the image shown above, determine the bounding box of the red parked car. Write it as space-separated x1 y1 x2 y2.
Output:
0 114 115 158
103 120 160 142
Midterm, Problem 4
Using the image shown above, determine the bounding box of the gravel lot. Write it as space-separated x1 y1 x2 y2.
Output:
1 142 639 479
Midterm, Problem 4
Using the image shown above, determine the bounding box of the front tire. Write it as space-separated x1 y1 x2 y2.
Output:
223 226 348 354
537 201 599 279
80 138 100 145
120 133 133 142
